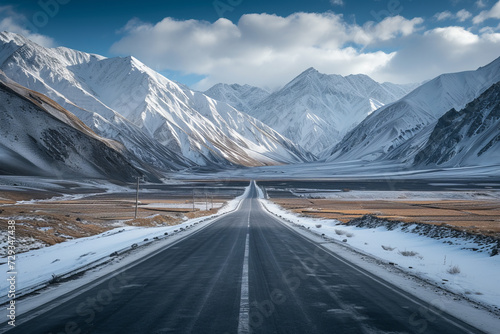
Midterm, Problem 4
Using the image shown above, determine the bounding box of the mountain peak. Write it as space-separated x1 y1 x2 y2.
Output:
299 67 320 77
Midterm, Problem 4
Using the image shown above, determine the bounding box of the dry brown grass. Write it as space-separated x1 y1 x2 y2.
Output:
272 198 500 237
0 191 227 252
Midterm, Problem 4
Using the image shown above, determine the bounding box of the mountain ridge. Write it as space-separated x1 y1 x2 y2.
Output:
0 31 312 171
325 56 500 163
246 68 418 154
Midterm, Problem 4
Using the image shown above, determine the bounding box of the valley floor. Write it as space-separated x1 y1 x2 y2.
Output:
0 176 245 254
1 180 499 333
258 195 500 314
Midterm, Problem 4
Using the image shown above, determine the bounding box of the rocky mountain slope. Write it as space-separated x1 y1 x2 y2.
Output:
413 82 500 167
0 32 312 171
325 56 500 163
204 83 270 114
243 68 418 154
0 71 148 181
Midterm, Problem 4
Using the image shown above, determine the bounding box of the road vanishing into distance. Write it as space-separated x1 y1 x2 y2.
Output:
4 182 482 334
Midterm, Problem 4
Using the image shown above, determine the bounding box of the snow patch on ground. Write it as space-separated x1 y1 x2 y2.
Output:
292 190 500 201
0 183 250 302
257 190 500 310
141 202 224 210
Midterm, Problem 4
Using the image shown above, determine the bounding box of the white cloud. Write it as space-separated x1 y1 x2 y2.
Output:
0 6 54 47
476 0 488 8
456 9 472 22
111 11 500 90
434 9 471 22
330 0 345 6
375 26 500 83
111 13 423 90
435 11 454 21
473 0 500 24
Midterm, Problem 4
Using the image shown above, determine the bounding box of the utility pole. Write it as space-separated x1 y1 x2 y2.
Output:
211 195 213 210
192 189 195 212
205 192 208 211
134 176 141 219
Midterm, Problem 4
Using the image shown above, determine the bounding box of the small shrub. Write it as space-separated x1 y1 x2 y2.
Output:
398 250 419 257
49 274 60 284
346 233 354 238
447 265 461 274
335 229 346 235
381 245 395 251
315 224 322 228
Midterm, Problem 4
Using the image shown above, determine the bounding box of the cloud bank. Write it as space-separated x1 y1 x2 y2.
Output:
110 12 426 90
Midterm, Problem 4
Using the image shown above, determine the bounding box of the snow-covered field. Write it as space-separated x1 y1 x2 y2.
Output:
290 189 500 201
0 184 250 303
142 202 224 210
256 187 500 310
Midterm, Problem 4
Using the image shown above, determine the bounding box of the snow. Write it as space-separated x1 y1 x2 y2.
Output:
327 56 500 163
204 83 270 113
246 68 416 154
142 202 224 210
256 188 500 310
292 190 500 201
0 32 311 170
0 182 250 303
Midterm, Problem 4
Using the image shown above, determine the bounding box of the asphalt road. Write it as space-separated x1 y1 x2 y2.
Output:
4 182 482 333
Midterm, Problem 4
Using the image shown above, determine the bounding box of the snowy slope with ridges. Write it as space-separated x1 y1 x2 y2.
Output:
246 68 417 154
0 72 145 181
413 82 500 167
0 32 311 169
204 83 270 113
326 57 500 162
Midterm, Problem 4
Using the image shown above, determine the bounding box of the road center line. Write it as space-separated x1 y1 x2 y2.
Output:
238 219 250 334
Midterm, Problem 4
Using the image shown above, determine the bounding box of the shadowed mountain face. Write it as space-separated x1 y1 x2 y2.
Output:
0 71 151 181
325 56 500 164
413 82 500 167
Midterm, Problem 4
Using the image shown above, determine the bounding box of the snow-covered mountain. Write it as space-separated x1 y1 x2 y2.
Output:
0 32 312 170
204 83 270 113
240 68 417 154
325 56 500 163
0 71 148 181
412 82 500 167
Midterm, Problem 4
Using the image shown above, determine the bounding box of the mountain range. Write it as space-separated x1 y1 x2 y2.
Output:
0 70 149 181
1 31 499 179
413 82 500 167
205 68 418 154
325 56 500 165
0 32 312 176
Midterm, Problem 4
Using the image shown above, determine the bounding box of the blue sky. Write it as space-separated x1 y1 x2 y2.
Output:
1 0 500 90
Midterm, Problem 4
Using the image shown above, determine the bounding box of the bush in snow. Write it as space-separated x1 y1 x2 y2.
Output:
315 224 322 228
49 274 60 284
398 250 419 257
346 232 354 238
381 245 395 251
447 265 461 274
335 229 346 235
